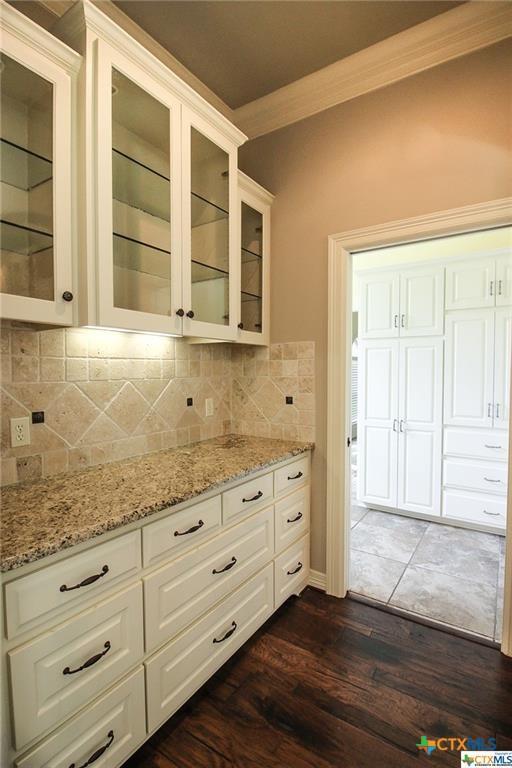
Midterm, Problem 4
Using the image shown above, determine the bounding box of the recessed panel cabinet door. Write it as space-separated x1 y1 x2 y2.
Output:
444 310 495 428
399 266 444 336
397 338 443 516
493 307 512 430
445 257 495 310
358 271 399 339
357 339 399 506
496 252 512 307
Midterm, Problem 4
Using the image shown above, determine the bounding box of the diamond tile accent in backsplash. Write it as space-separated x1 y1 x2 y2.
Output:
0 323 315 485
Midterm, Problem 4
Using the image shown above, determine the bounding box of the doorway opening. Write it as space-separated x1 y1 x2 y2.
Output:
348 226 511 643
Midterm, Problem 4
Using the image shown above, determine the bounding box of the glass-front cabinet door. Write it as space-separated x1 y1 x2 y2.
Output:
237 172 273 345
0 12 78 324
95 41 182 334
182 107 238 340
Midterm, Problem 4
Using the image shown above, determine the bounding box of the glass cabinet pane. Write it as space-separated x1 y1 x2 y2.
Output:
111 68 172 316
190 128 229 325
0 54 54 300
241 202 263 333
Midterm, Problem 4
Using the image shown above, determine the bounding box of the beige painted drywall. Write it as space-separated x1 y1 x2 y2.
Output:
239 39 512 573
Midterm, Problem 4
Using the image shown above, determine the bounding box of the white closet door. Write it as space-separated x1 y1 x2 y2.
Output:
444 310 495 428
358 271 399 339
445 257 495 310
399 266 444 336
496 253 512 307
357 339 399 507
493 307 512 430
397 338 443 516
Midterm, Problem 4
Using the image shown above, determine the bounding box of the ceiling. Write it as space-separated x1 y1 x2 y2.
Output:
113 1 463 109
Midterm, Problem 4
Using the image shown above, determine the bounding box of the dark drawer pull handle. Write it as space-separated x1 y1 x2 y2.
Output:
60 565 109 592
287 562 303 576
242 490 263 503
174 519 204 536
69 730 114 768
287 512 303 524
63 641 111 675
484 477 501 483
483 509 501 516
213 621 237 644
484 444 502 449
212 556 237 575
287 471 303 481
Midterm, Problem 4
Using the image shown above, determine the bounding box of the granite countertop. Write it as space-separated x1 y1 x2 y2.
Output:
0 435 313 573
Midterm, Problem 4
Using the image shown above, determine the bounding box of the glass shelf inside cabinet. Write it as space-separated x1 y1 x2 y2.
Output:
0 139 52 191
241 290 262 303
0 220 53 256
191 259 229 283
113 232 171 281
112 149 170 223
191 192 229 228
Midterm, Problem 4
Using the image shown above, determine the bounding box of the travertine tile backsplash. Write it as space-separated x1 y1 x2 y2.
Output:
0 324 315 485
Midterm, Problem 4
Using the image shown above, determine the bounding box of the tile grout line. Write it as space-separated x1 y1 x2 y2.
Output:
386 520 430 606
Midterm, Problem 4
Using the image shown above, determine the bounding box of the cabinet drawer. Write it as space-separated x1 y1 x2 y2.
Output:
274 455 310 496
444 428 508 462
5 531 141 640
145 506 274 651
274 534 310 609
222 472 273 524
143 495 222 568
15 668 146 768
9 582 144 750
275 486 310 554
443 458 508 495
146 563 274 733
443 489 506 529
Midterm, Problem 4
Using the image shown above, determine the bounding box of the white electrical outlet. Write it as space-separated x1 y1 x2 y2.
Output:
205 398 214 417
10 417 30 447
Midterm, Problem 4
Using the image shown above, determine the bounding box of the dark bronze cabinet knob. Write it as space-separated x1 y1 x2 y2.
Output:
238 322 244 329
176 308 185 317
186 310 195 318
62 291 73 302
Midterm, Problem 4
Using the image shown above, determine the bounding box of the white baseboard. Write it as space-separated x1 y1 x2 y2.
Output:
308 569 326 590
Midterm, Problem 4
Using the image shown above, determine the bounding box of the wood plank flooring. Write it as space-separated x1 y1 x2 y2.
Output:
124 588 512 768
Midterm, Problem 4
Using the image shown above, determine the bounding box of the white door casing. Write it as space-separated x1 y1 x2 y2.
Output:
358 271 399 339
399 265 444 336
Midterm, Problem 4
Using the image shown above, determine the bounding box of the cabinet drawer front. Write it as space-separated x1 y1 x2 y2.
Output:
145 506 274 651
274 456 310 496
5 531 141 640
443 458 508 495
275 486 310 554
274 534 310 609
222 472 273 524
443 489 506 528
444 428 508 462
146 563 274 733
9 582 144 750
143 495 222 568
15 668 146 768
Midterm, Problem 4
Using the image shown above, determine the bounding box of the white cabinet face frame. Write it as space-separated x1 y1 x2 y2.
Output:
358 271 399 339
399 265 444 337
237 173 272 346
95 39 183 334
181 106 238 341
357 339 399 507
445 256 496 310
494 307 512 430
0 20 78 325
397 337 443 516
496 252 512 306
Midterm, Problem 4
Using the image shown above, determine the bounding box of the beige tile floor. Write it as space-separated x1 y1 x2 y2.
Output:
350 442 505 642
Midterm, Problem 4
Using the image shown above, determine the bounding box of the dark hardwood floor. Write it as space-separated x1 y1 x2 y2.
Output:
124 588 512 768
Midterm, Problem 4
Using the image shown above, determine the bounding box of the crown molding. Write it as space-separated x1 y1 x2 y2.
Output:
238 170 274 204
234 2 512 139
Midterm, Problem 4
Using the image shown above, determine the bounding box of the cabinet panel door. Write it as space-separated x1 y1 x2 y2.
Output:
397 338 443 516
357 340 399 506
358 271 399 339
496 252 512 306
494 307 512 430
399 266 444 336
96 40 182 334
444 310 494 428
445 258 495 310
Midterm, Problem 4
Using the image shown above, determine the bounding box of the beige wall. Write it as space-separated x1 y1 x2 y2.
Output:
239 40 512 573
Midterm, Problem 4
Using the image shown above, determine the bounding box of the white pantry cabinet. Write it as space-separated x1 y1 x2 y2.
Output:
0 2 80 325
445 251 512 310
358 264 444 339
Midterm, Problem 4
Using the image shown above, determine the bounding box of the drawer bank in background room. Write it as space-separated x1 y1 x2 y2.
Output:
0 436 312 768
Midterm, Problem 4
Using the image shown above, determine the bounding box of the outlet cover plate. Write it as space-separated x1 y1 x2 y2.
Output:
10 417 30 447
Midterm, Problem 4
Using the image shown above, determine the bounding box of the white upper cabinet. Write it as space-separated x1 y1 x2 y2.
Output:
445 254 512 310
493 307 512 430
359 264 443 339
237 172 273 346
0 3 80 325
496 252 512 306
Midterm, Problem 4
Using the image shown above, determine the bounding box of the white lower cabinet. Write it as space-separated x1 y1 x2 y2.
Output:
274 487 310 553
274 534 310 609
145 564 274 733
443 458 507 496
15 668 146 768
443 489 507 529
